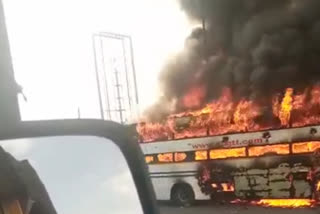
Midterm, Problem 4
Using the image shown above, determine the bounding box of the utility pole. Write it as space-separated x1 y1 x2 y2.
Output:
77 107 81 119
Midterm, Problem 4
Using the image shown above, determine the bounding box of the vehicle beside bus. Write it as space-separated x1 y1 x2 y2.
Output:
140 125 320 206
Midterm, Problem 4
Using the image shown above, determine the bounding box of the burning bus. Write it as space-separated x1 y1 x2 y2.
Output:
132 0 320 208
137 86 320 207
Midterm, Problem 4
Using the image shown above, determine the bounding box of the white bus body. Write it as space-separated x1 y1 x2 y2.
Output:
147 162 208 200
140 125 320 202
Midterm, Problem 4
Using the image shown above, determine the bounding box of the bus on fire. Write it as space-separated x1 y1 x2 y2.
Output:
140 125 320 206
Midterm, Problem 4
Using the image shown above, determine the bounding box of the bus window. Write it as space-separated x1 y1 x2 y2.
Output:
174 152 187 162
157 153 173 162
195 150 207 160
248 144 289 157
210 147 246 159
292 141 320 154
145 155 154 164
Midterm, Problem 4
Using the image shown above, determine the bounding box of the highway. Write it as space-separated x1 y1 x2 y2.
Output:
159 203 319 214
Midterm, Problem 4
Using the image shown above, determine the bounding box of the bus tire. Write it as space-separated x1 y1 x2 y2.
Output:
171 183 195 207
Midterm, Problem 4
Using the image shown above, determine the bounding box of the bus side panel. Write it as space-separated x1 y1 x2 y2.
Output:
150 177 174 200
199 154 313 199
148 162 210 200
149 176 210 200
184 177 211 200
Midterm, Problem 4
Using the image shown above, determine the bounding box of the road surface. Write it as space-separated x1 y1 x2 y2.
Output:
159 203 320 214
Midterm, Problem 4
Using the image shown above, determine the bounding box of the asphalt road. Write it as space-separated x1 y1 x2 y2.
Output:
159 203 320 214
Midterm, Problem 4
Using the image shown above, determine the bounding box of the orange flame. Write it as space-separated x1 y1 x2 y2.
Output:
174 152 187 162
255 199 315 208
211 183 235 192
272 94 281 118
195 150 208 160
233 100 260 132
182 86 206 109
136 122 170 142
221 183 235 192
157 153 173 162
145 156 154 163
292 141 320 154
279 88 293 127
211 183 218 188
137 85 320 143
209 147 246 159
317 181 320 191
248 144 290 157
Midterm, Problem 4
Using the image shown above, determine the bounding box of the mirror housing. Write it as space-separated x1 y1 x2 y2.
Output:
0 119 159 214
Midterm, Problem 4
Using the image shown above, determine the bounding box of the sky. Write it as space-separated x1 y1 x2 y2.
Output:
0 0 194 213
0 1 194 213
2 0 192 121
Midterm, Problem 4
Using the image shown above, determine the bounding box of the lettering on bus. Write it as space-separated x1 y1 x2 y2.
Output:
190 138 264 150
190 142 214 149
223 138 263 148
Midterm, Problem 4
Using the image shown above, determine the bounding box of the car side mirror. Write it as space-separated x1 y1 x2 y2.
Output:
0 119 159 214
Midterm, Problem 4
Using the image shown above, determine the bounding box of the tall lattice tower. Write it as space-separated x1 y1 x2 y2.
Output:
93 32 139 124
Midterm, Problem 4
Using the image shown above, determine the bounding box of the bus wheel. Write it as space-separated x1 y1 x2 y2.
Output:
171 183 195 207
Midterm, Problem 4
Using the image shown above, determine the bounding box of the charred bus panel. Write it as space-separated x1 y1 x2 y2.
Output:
198 154 318 200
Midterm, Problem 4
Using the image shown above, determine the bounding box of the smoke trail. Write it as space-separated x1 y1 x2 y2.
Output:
145 0 320 121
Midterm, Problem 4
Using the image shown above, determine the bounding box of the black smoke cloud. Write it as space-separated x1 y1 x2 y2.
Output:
145 0 320 121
